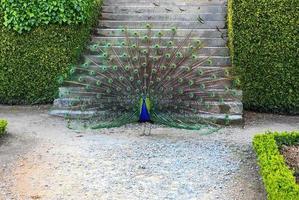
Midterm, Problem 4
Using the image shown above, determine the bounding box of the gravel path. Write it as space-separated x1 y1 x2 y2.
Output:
0 106 298 200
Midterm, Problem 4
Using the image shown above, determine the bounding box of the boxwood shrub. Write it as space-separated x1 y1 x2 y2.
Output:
0 1 101 104
228 0 299 114
1 0 96 33
253 131 299 200
0 119 7 135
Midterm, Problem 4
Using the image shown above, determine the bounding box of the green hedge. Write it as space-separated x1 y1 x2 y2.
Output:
0 119 7 135
228 0 299 114
0 1 101 104
1 0 96 33
253 131 299 200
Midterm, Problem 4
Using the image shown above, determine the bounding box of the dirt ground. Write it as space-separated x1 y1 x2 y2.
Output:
0 105 298 200
281 145 299 184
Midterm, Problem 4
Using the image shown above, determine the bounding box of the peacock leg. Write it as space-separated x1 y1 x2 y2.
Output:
140 123 146 136
145 123 152 136
140 122 151 136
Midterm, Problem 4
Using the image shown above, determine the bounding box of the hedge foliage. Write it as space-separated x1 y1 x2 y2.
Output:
0 119 7 135
253 131 299 200
1 0 96 33
0 1 101 104
228 0 299 114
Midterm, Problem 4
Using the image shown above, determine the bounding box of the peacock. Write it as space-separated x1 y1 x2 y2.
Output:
57 24 237 134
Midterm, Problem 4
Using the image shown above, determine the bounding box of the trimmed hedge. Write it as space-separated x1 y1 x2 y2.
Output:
253 131 299 200
0 1 101 104
228 0 299 114
1 0 96 33
0 119 7 135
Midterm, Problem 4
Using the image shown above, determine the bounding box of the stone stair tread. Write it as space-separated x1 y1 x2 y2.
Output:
90 37 227 48
103 0 227 6
101 13 226 21
84 55 230 66
102 5 227 14
98 21 225 29
86 47 229 56
96 28 227 38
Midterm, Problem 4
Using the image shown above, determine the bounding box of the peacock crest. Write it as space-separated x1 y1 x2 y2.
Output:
57 24 238 133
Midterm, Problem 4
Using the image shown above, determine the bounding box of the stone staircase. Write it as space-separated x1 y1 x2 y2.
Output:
50 0 243 124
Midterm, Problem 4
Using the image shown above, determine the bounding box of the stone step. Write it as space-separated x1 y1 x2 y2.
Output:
53 98 242 114
84 55 230 66
69 65 233 77
49 109 242 125
103 0 227 6
96 28 227 38
101 13 226 21
66 77 234 91
98 20 225 29
90 37 227 48
57 87 241 100
102 5 227 14
86 46 229 56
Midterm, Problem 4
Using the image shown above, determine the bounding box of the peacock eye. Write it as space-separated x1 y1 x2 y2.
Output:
195 40 202 45
211 74 217 79
108 78 113 84
85 84 91 90
161 65 166 70
89 71 95 76
142 49 148 54
167 41 173 46
69 68 76 74
200 83 205 90
96 80 102 86
151 69 157 74
145 23 151 29
189 93 194 98
188 80 194 86
197 69 204 76
176 52 183 58
112 65 118 71
170 63 176 68
125 65 130 70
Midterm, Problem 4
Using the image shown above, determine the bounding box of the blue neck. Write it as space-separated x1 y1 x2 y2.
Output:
139 99 151 122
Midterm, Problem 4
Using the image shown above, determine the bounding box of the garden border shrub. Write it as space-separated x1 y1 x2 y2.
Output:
228 0 299 114
253 131 299 200
1 0 96 33
0 119 7 135
0 0 102 104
